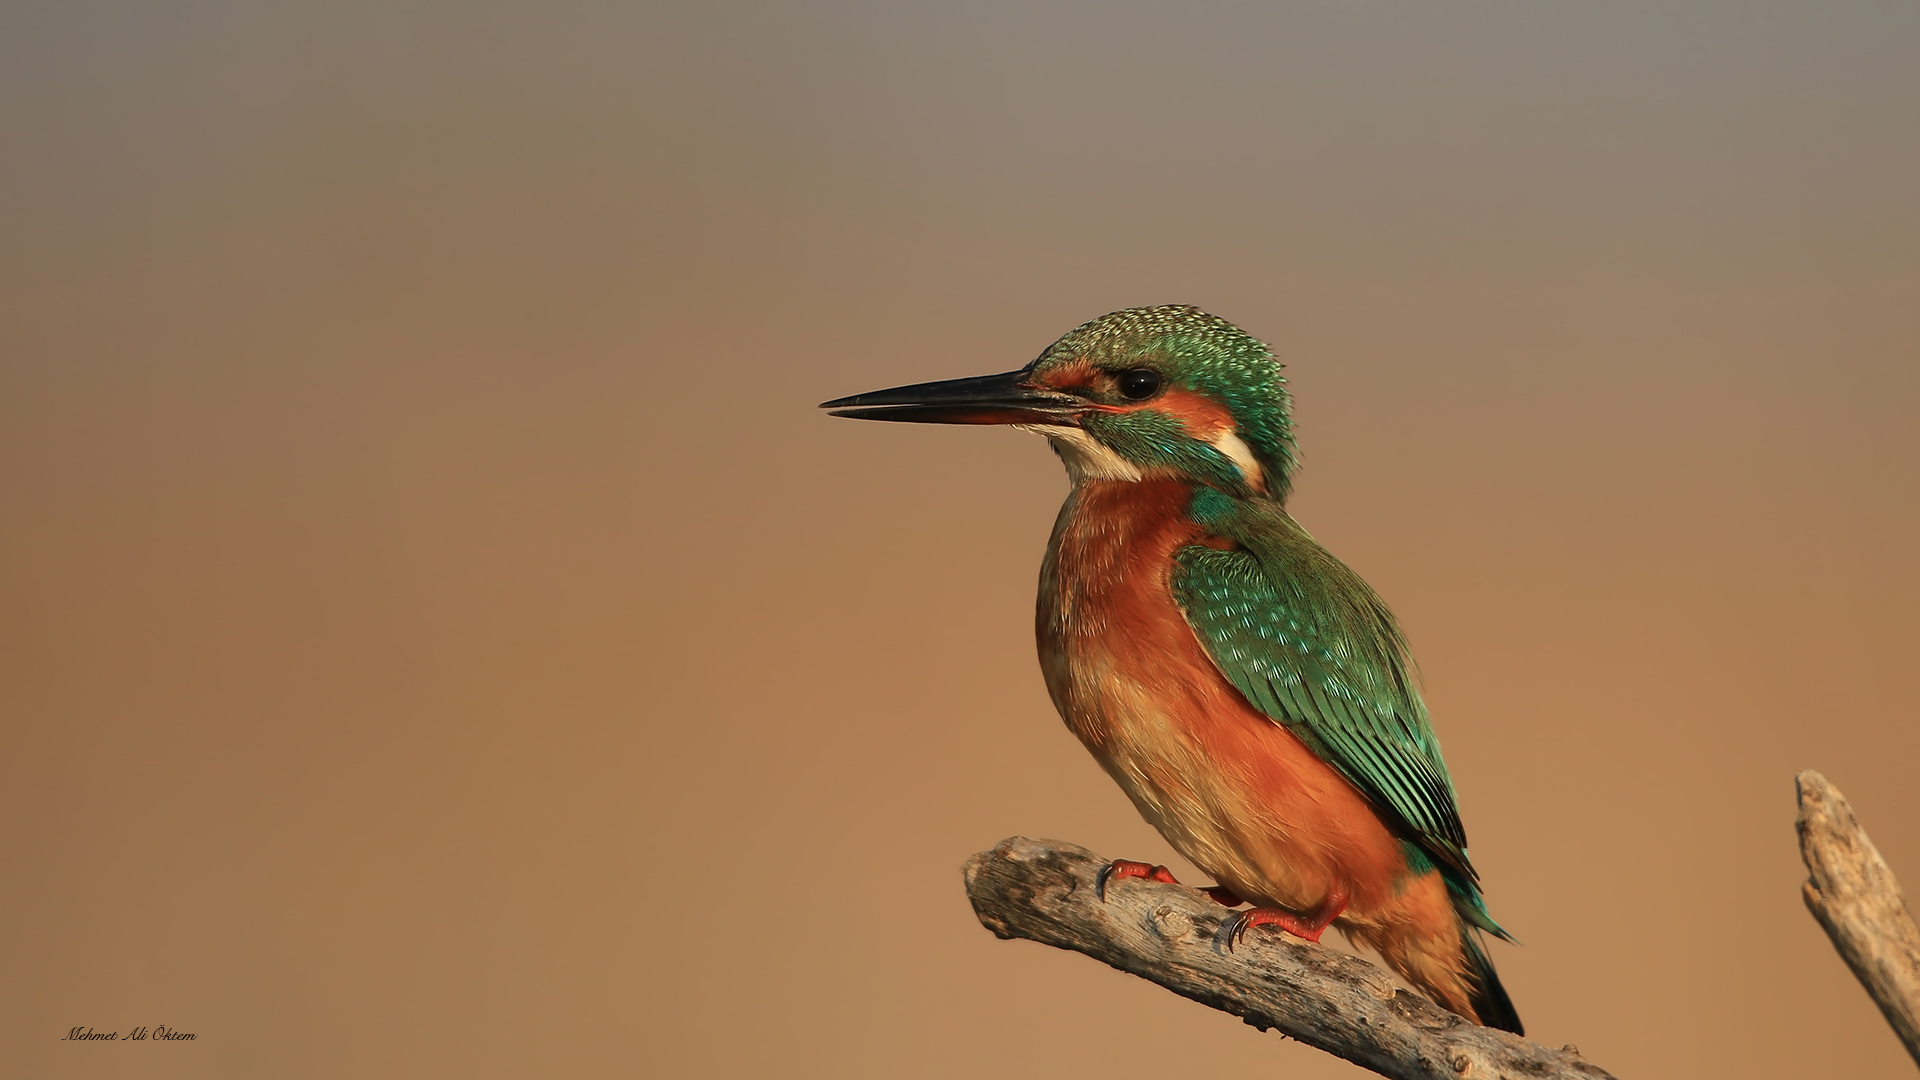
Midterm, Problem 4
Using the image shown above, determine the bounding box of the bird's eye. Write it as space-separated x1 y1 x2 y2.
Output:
1118 368 1162 401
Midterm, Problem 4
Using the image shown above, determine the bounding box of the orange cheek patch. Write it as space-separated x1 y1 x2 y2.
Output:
1143 388 1235 438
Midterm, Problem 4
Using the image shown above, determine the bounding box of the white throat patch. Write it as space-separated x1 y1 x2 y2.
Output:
1018 424 1265 489
1019 425 1145 483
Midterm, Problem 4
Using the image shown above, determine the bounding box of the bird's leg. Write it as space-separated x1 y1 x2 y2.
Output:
1222 887 1349 949
1200 885 1245 907
1096 860 1180 900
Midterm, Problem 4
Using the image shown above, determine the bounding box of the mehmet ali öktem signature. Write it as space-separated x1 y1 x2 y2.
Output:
64 1026 196 1041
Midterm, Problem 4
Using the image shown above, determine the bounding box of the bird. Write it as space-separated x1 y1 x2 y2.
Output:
819 305 1522 1034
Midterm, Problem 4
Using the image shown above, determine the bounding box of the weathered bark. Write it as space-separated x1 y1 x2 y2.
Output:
963 836 1615 1080
1796 769 1920 1067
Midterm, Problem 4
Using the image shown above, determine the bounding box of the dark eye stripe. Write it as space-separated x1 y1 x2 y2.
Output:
1119 368 1161 401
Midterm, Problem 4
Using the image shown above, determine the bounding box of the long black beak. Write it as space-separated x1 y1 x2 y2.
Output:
819 368 1083 425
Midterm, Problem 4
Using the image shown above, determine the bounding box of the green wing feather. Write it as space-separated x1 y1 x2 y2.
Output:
1170 502 1480 891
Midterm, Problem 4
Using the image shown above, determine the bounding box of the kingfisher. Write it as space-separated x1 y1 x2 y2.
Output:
820 305 1522 1033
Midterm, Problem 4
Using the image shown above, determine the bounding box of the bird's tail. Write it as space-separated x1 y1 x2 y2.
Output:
1457 921 1523 1035
1441 878 1523 1034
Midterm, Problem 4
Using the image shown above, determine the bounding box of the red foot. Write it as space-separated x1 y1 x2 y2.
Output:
1223 889 1349 949
1098 862 1249 908
1096 860 1179 901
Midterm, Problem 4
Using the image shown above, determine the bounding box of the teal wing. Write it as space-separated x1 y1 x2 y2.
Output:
1171 538 1475 883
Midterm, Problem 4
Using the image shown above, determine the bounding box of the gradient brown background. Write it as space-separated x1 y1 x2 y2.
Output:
4 2 1918 1077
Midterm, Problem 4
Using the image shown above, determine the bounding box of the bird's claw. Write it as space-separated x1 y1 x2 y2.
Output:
1221 893 1348 951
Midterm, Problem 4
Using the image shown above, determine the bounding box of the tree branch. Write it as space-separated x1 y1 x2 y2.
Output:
962 837 1614 1080
1796 769 1920 1067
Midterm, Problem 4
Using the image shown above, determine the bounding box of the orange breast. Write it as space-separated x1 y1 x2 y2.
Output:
1035 479 1409 917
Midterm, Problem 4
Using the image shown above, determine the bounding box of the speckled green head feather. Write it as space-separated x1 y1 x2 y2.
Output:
1032 305 1299 501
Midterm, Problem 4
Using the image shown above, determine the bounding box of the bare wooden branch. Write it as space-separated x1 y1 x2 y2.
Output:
1796 769 1920 1067
962 836 1614 1080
